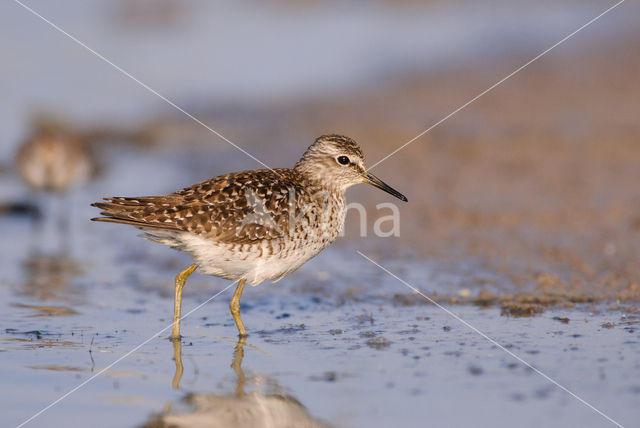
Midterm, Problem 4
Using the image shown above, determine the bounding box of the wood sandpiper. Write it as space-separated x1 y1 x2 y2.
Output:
16 125 94 193
92 134 407 339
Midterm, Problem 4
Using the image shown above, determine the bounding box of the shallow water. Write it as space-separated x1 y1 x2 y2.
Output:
2 279 639 427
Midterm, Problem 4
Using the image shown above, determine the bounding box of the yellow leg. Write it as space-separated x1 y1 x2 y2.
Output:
171 263 197 340
230 279 247 337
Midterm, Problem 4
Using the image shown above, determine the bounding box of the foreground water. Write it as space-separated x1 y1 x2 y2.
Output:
1 272 639 427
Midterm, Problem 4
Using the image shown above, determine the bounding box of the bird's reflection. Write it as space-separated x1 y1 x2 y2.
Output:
172 338 187 390
144 339 331 428
21 252 83 302
18 205 83 304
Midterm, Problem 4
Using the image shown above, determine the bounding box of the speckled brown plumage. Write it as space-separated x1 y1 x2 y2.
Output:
93 168 328 244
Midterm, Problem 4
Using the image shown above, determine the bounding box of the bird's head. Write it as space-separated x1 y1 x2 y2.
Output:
294 134 407 202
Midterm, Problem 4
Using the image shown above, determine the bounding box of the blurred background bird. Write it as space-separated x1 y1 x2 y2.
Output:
15 117 95 194
11 116 97 258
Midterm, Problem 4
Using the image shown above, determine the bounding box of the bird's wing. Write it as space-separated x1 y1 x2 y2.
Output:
92 168 305 244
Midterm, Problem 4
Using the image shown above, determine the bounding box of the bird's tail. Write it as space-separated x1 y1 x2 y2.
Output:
91 196 181 230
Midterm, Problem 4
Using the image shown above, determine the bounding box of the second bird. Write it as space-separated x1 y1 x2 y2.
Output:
92 134 407 339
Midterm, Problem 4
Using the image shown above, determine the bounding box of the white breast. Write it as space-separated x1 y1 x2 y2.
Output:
178 195 346 286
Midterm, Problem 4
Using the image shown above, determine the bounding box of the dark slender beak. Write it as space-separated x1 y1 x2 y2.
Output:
362 171 408 202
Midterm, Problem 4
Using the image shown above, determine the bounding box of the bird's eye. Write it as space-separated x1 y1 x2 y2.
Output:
337 156 350 165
